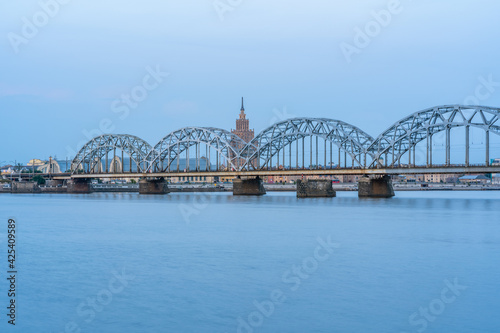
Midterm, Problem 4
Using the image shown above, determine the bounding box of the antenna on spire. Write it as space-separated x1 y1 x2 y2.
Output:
241 97 245 111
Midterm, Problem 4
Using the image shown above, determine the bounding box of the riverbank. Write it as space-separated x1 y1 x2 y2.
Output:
1 183 499 193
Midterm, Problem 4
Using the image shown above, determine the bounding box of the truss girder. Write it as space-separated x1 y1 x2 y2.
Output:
70 105 500 174
240 118 374 170
71 135 153 173
368 105 500 167
148 127 251 171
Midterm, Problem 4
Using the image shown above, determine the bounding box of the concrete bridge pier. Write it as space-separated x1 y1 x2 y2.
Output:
11 182 39 193
139 177 169 194
67 179 92 194
358 175 395 198
233 176 266 196
296 179 336 198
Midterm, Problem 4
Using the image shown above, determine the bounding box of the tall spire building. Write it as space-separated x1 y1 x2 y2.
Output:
230 98 255 169
231 98 254 142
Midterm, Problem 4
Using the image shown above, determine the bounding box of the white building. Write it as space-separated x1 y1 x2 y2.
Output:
38 159 61 173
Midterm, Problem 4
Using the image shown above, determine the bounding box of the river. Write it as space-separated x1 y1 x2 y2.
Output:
1 191 499 332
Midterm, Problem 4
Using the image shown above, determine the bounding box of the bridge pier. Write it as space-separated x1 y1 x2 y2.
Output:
11 181 39 193
233 176 266 196
296 179 336 198
358 175 395 198
139 177 169 194
67 179 92 194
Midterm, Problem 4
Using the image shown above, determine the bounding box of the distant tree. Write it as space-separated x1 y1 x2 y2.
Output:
130 179 136 184
32 175 46 185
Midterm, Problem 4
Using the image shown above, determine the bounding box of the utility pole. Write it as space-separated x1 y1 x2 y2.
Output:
18 162 21 182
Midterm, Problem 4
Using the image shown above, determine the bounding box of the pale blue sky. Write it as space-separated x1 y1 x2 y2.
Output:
1 0 500 162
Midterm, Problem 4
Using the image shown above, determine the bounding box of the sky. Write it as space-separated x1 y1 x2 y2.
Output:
1 0 500 163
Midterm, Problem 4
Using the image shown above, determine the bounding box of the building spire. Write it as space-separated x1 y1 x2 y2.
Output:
241 97 245 112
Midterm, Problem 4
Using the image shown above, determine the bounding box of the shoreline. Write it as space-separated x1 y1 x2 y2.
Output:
1 183 500 193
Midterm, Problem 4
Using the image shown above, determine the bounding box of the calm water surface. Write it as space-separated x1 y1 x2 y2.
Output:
0 191 499 333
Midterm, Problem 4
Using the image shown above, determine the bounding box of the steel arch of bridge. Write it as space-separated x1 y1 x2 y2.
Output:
148 127 250 172
368 105 500 168
240 118 375 170
71 134 152 174
69 105 500 175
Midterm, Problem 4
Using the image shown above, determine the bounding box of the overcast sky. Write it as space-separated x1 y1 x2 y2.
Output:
1 0 500 162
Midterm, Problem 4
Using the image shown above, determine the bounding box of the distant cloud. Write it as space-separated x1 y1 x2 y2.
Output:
0 84 74 101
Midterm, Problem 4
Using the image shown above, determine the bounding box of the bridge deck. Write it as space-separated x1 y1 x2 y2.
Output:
60 166 500 179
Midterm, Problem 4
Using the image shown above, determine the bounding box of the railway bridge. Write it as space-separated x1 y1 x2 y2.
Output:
34 105 500 197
